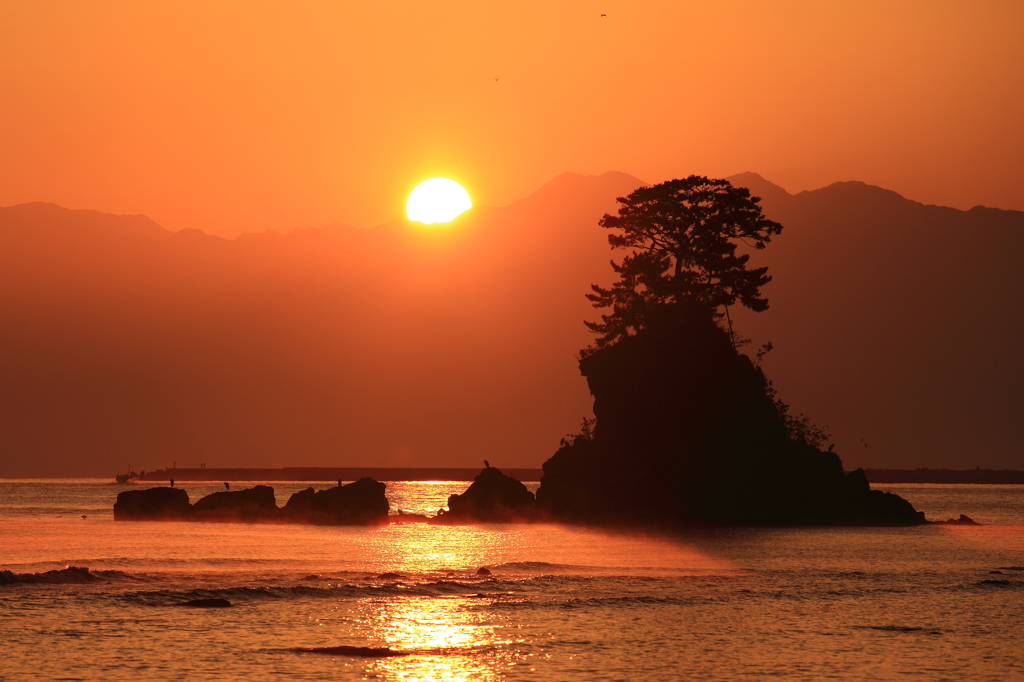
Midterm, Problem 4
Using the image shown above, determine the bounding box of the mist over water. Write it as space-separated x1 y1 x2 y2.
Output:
2 480 1023 681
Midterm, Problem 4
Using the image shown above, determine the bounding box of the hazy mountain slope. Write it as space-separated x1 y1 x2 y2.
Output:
0 202 172 242
1 171 1021 476
727 172 1024 469
0 173 643 477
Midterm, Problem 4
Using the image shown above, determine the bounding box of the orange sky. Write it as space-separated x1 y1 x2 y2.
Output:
1 1 1022 238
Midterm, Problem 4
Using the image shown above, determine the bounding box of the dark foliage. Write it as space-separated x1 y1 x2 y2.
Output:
560 417 596 448
586 176 782 350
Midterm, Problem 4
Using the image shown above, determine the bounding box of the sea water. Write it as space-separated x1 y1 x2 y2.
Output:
1 480 1022 681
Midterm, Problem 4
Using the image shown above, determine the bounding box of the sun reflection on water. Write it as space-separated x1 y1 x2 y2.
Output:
339 516 731 681
364 596 518 682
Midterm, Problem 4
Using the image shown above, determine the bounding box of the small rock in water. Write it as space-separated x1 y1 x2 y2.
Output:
377 572 403 580
989 570 1004 574
476 566 492 576
932 514 980 525
857 625 927 632
173 598 232 608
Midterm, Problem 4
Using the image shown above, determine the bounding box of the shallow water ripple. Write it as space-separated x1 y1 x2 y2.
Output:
1 480 1022 681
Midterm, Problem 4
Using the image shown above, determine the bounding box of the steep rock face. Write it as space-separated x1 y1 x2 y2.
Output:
435 467 537 523
281 478 389 525
192 485 278 521
537 306 924 526
113 487 192 520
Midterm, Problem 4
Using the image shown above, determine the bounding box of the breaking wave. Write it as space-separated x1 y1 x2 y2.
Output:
120 579 511 606
0 566 139 585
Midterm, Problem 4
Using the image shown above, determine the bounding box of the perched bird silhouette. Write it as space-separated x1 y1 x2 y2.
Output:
224 482 230 490
484 460 490 468
170 479 174 487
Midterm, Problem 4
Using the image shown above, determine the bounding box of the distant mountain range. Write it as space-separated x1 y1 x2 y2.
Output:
1 171 1021 476
726 173 1024 472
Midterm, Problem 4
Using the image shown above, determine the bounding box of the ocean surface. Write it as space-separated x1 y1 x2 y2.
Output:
1 480 1022 681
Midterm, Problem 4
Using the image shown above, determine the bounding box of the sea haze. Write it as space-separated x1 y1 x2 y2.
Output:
1 480 1022 681
3 172 1023 477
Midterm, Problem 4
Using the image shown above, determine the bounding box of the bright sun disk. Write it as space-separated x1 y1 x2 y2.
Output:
406 178 472 224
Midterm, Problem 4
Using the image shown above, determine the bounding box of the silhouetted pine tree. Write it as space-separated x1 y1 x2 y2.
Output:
586 176 782 350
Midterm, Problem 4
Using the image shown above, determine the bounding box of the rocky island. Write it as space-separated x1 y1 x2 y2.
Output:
434 465 538 523
534 306 923 526
114 477 389 525
114 177 929 529
531 177 925 527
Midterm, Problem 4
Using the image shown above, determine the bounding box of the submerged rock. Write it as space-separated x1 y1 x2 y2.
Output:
293 646 407 657
172 598 231 608
536 305 926 527
192 485 278 521
114 487 192 520
932 514 980 525
390 512 430 523
433 467 537 523
281 478 389 525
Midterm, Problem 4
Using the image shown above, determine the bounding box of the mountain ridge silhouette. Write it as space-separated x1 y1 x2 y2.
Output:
1 172 1020 476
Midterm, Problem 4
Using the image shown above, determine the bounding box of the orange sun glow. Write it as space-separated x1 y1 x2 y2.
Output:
406 179 472 224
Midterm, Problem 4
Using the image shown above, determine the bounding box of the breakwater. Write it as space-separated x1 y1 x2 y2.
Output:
123 467 544 483
863 468 1024 484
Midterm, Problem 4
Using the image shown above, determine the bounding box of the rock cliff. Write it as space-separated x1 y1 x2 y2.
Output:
537 304 925 526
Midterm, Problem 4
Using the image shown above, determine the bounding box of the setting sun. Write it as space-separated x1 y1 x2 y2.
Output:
406 178 472 224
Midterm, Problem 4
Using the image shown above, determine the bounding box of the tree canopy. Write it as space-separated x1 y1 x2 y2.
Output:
586 176 783 349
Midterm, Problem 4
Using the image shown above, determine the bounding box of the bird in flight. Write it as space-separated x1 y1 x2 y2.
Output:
601 13 607 17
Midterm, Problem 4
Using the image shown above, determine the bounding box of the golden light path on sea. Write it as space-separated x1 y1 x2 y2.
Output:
336 519 730 681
